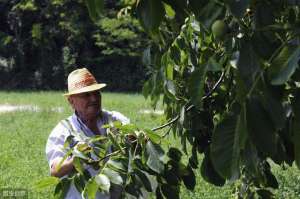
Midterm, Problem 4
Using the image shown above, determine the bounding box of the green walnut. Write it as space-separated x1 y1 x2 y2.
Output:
211 20 228 39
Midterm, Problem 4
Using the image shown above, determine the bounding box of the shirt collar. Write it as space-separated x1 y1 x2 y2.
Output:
71 111 107 136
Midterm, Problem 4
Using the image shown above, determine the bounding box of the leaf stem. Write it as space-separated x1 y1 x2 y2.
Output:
98 147 127 162
152 71 225 132
97 139 138 163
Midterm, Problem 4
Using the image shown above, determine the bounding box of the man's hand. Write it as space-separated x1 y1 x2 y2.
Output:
50 156 74 177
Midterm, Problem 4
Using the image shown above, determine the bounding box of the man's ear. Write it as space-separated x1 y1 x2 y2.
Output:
67 96 75 109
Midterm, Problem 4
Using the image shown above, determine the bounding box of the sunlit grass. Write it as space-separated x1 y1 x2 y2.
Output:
0 91 299 198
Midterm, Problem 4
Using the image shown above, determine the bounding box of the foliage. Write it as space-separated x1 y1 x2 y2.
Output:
134 0 300 198
1 91 300 198
75 0 300 198
0 0 148 91
38 118 197 199
37 0 300 198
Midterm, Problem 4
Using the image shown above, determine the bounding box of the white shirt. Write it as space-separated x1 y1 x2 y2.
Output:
45 110 129 199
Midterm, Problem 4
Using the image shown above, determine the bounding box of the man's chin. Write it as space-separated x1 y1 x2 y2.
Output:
86 109 100 118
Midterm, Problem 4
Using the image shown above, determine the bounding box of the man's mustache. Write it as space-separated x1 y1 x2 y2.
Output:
87 102 99 107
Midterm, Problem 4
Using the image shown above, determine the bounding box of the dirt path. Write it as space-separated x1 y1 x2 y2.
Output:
139 109 164 115
0 104 63 113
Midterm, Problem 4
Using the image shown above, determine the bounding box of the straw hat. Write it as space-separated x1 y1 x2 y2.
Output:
63 68 106 96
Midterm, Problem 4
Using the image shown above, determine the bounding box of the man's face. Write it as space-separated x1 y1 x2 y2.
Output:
68 90 101 121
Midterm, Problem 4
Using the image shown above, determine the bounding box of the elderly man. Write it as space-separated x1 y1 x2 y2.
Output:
45 68 129 199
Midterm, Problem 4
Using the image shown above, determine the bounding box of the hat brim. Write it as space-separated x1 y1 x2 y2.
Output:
63 83 106 96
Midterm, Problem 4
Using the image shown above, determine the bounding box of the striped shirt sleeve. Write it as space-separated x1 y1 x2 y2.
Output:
109 111 130 124
45 122 70 169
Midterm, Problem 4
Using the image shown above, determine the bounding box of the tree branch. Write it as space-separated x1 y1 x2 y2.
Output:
98 147 127 162
202 71 225 100
152 115 180 131
152 71 225 132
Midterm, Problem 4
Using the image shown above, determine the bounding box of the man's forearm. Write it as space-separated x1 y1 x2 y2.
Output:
50 157 74 177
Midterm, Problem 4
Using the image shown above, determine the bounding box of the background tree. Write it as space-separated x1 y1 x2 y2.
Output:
37 0 300 198
0 0 148 91
135 0 300 198
81 0 300 198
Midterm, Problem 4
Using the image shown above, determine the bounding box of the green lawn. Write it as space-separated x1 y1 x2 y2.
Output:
0 91 299 198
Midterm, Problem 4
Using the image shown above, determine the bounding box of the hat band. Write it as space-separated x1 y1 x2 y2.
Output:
70 76 97 92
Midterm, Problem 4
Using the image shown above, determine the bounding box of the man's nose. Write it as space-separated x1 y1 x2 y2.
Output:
89 92 99 101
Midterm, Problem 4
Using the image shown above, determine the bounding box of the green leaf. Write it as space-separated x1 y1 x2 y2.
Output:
124 183 142 198
188 146 198 169
73 157 84 175
161 184 179 199
107 158 127 172
264 165 278 189
179 106 185 126
239 107 248 151
137 0 165 32
182 166 196 190
207 56 222 72
118 123 137 134
88 135 107 143
164 2 175 18
161 51 169 66
34 177 60 190
256 189 274 198
54 178 71 199
166 63 174 80
156 186 164 199
237 41 260 88
246 97 277 157
111 121 123 129
210 107 246 180
190 49 198 67
188 65 208 109
107 132 123 153
73 174 85 193
242 140 261 178
142 47 151 66
176 35 187 50
169 45 181 65
235 70 248 103
95 174 111 192
201 152 225 186
260 87 286 130
164 162 180 186
167 147 182 162
161 0 187 23
134 169 153 192
63 135 74 149
85 0 103 22
76 142 91 152
268 45 300 85
102 168 123 185
56 149 73 172
164 80 176 99
83 178 98 199
31 23 42 40
142 80 151 99
94 0 104 17
73 145 89 160
145 141 164 174
144 129 161 143
292 91 300 169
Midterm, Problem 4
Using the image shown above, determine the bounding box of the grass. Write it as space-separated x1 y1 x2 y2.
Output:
0 91 299 198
